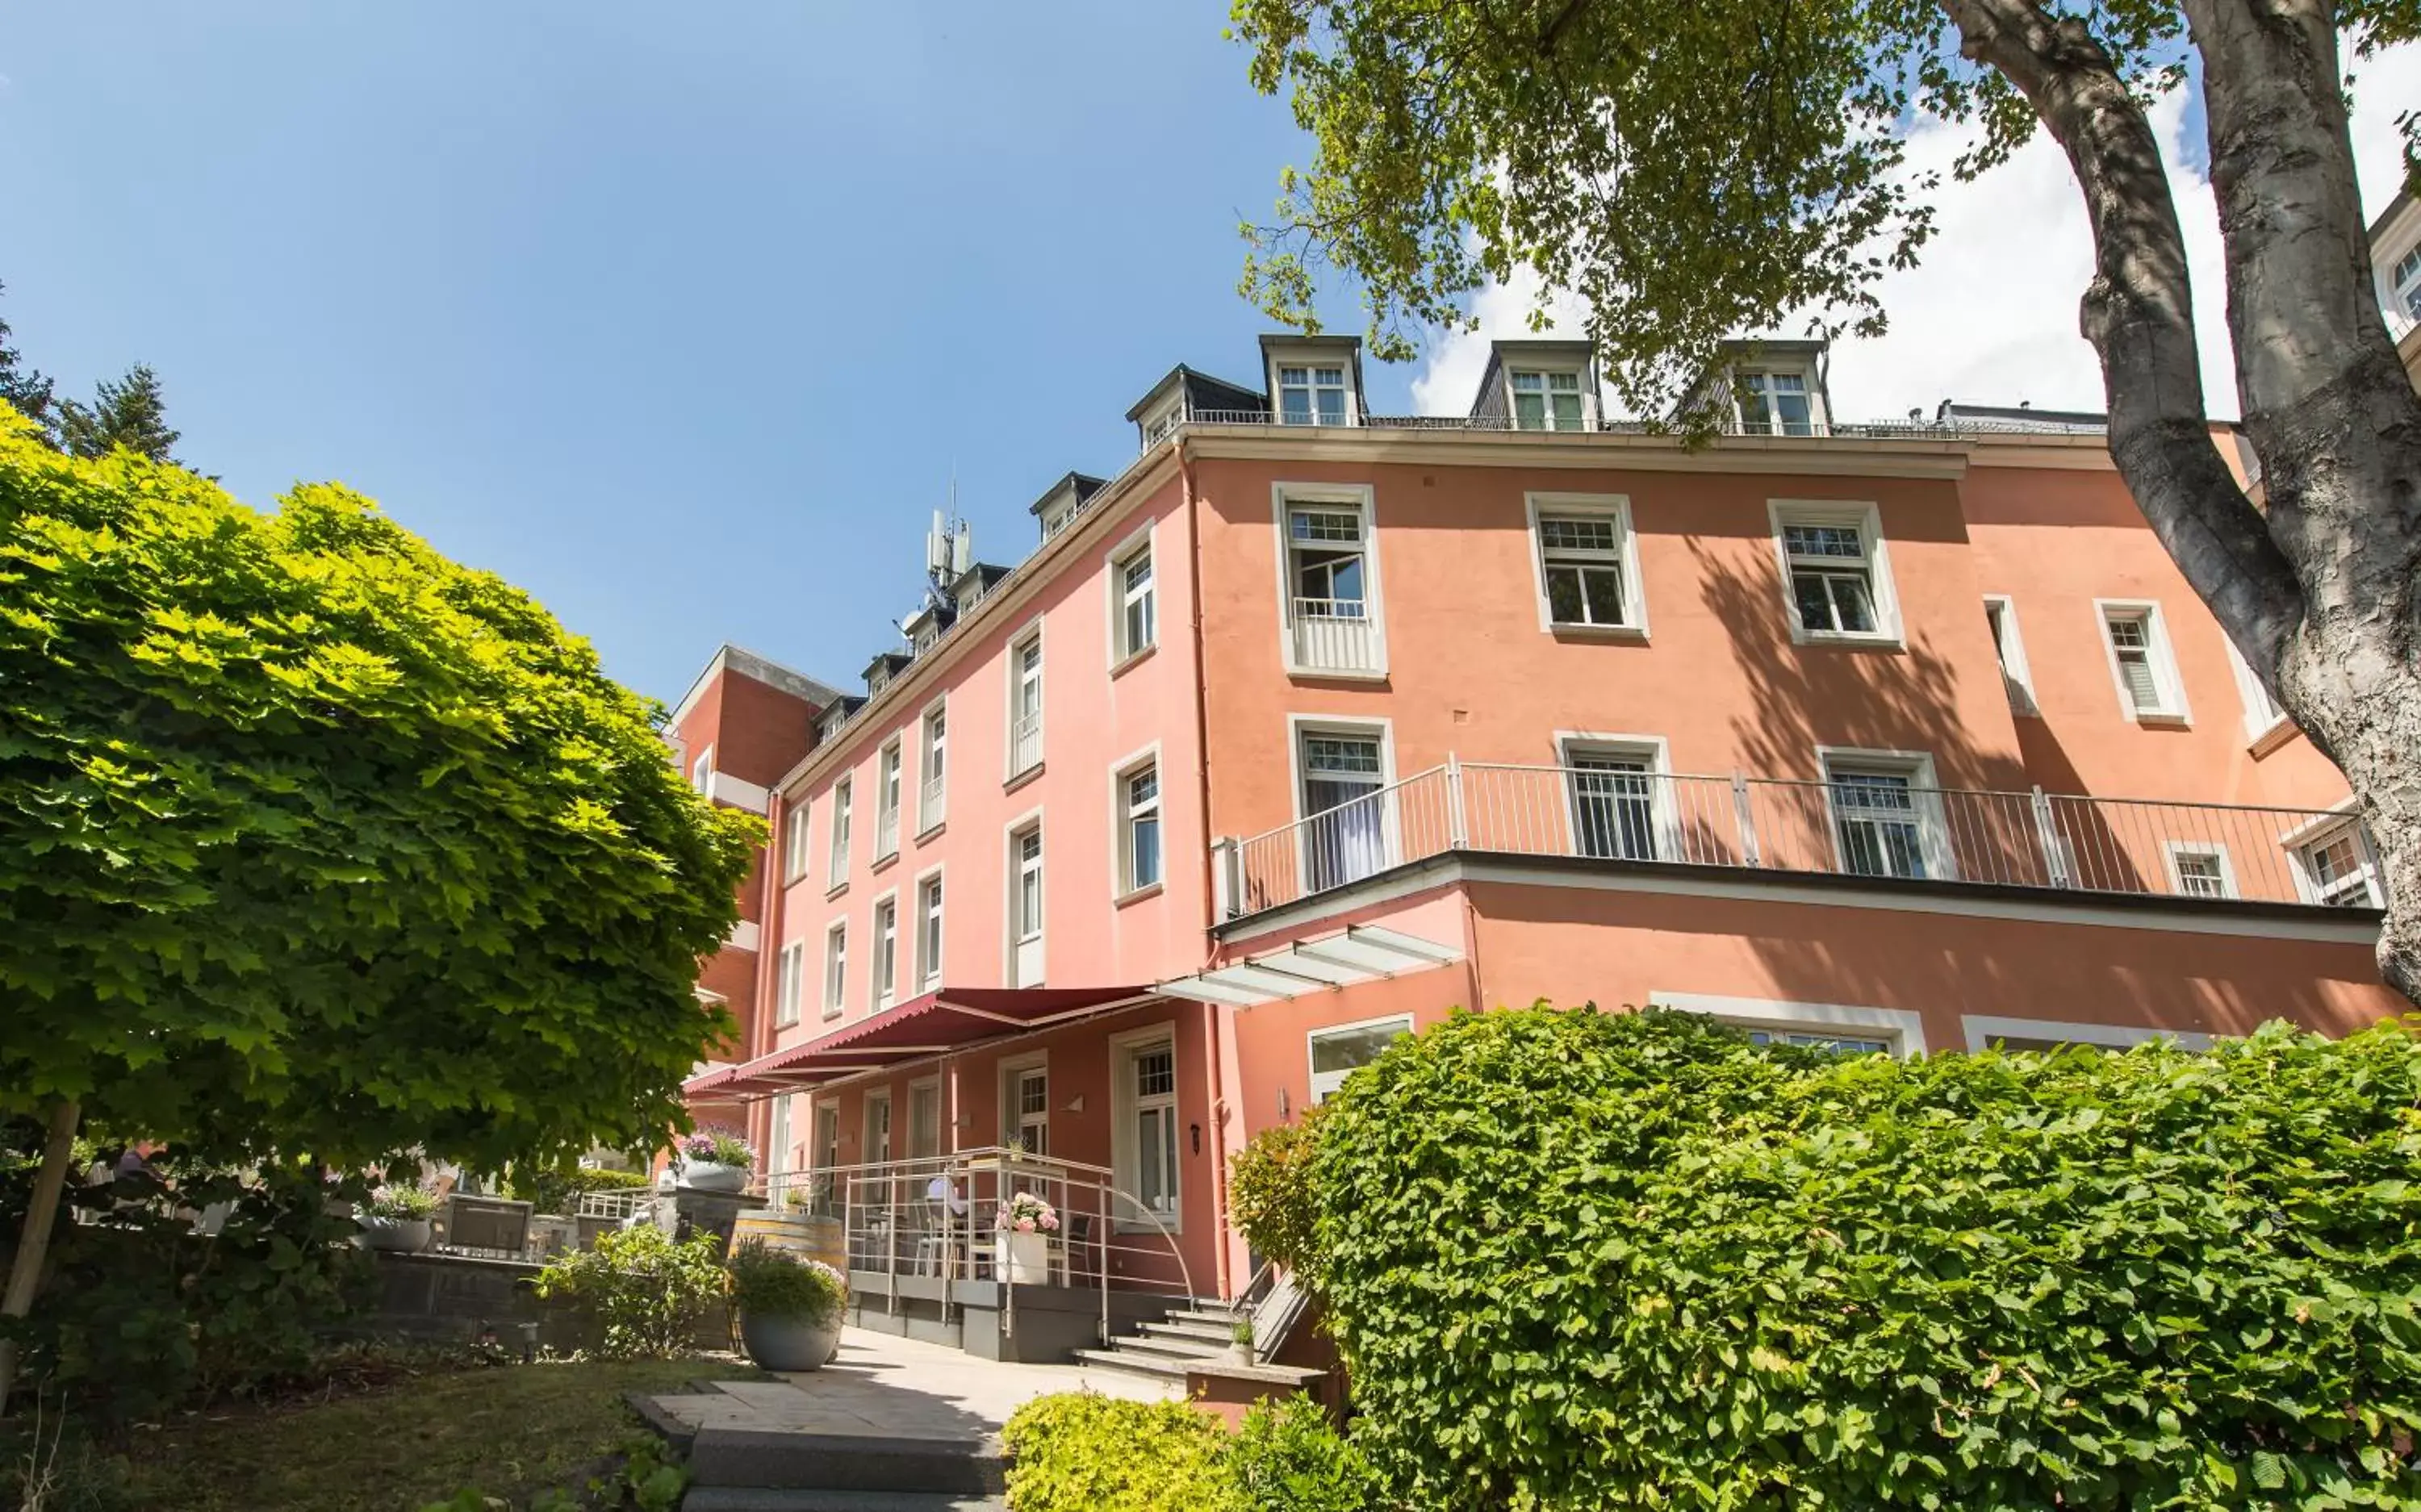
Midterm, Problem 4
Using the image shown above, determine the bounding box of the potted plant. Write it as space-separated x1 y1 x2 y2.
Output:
357 1184 437 1252
993 1191 1058 1284
1228 1314 1256 1367
726 1238 848 1372
675 1129 755 1193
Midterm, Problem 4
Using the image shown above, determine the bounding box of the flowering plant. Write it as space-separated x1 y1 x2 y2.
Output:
362 1184 437 1221
995 1190 1060 1234
677 1128 755 1167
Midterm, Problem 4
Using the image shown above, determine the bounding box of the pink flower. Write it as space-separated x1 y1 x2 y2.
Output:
1015 1218 1035 1233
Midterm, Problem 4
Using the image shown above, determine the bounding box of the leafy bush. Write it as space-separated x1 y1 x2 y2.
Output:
505 1164 652 1215
1224 1396 1378 1512
531 1226 725 1360
1226 1105 1324 1283
1001 1393 1230 1511
725 1239 847 1324
1307 1004 2421 1510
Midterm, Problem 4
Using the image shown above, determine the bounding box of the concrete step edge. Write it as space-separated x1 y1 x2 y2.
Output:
1071 1347 1191 1378
682 1489 1004 1512
686 1428 1004 1496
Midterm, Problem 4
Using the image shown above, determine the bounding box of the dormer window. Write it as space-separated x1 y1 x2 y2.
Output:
1278 365 1349 426
1738 370 1817 436
1043 506 1074 539
2395 245 2421 323
1141 397 1185 446
1509 369 1587 431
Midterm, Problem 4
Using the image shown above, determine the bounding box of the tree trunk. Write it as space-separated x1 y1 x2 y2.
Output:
1940 0 2421 1004
0 1098 81 1418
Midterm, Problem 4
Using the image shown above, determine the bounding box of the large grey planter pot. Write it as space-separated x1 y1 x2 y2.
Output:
357 1216 432 1253
681 1161 749 1193
740 1309 840 1372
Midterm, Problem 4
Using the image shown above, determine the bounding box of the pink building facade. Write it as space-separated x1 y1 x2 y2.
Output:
678 336 2398 1364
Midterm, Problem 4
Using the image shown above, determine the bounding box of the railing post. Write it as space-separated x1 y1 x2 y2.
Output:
1730 771 1762 867
2030 786 2068 888
1210 838 1235 920
1446 754 1468 849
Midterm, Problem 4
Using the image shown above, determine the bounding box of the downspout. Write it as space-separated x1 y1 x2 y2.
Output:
751 788 788 1165
1181 444 1236 1302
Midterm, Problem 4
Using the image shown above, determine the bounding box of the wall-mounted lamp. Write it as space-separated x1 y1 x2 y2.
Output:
1190 1123 1202 1155
1061 1094 1085 1115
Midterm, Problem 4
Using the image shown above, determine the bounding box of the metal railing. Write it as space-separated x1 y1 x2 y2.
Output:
920 775 946 830
761 1147 1194 1348
1184 407 2083 441
1010 710 1043 775
1214 758 2369 921
1289 596 1381 675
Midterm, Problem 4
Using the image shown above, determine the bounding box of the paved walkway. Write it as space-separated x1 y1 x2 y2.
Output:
650 1326 1179 1443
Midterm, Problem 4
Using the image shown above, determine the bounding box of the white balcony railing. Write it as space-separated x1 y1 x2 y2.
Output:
1289 598 1381 675
1211 758 2371 921
1010 710 1043 775
920 774 946 831
875 806 900 860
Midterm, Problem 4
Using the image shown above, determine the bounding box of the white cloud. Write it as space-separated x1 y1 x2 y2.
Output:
1411 42 2421 424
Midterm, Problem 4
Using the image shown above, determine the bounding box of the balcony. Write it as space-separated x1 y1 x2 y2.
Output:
1010 710 1043 776
920 774 947 832
1211 759 2373 922
875 805 900 861
1288 597 1382 676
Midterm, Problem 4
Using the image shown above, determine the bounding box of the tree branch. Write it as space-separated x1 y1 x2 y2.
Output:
1936 0 2304 679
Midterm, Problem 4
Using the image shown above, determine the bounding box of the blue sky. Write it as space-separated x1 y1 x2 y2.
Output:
2 2 1399 704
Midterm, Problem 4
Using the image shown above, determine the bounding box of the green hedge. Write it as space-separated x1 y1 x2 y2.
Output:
1307 1004 2421 1510
504 1163 652 1214
1001 1393 1373 1511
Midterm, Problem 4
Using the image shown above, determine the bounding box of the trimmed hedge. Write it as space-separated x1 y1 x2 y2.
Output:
1002 1393 1229 1511
1307 1004 2421 1510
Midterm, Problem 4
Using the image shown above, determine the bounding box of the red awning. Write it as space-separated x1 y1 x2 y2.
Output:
683 984 1158 1100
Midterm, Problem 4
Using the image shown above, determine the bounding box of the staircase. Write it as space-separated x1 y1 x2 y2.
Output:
1071 1300 1241 1380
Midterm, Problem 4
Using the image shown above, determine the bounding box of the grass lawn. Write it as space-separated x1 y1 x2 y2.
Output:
30 1355 751 1512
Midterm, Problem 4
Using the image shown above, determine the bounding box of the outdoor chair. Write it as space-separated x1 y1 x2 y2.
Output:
443 1194 533 1259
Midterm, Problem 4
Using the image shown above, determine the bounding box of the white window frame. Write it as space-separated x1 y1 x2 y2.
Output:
775 940 805 1028
2283 813 2383 908
1769 501 1900 646
1141 395 1185 447
2095 599 2191 725
863 1088 893 1167
869 890 900 1011
918 697 948 836
1000 1053 1050 1155
1110 743 1165 900
690 744 716 797
1005 811 1045 988
2161 840 2239 900
1731 366 1825 436
1525 492 1646 637
1271 482 1388 680
781 802 813 884
826 775 854 891
1554 732 1678 863
1307 1013 1414 1104
913 864 945 992
822 920 848 1019
1269 355 1357 427
2394 242 2421 324
875 738 904 862
1648 991 1926 1055
1109 1025 1182 1234
1962 1015 2212 1053
1006 623 1045 780
2223 638 2289 747
1504 365 1592 432
1980 595 2038 716
1286 713 1399 890
1107 521 1158 668
1817 746 1955 882
906 1074 944 1159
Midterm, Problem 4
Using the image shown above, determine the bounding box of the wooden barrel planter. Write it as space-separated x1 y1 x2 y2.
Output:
732 1210 845 1272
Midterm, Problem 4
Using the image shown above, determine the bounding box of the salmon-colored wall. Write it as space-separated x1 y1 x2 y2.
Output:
1959 461 2350 810
761 474 1210 1058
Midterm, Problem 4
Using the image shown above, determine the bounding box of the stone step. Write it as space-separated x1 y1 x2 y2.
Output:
1139 1318 1236 1343
1168 1308 1245 1328
683 1490 1003 1512
1114 1332 1230 1362
684 1428 1004 1497
1071 1346 1191 1379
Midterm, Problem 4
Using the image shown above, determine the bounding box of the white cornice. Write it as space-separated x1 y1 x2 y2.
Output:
1182 424 1976 480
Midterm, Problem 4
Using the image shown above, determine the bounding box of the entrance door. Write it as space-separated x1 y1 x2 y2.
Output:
908 1080 942 1160
864 1091 893 1167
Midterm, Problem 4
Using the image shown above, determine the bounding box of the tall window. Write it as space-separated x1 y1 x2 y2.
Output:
1119 762 1162 895
1308 1017 1411 1103
871 897 898 1009
1006 1065 1049 1155
1509 370 1585 431
2299 824 2381 908
863 1092 892 1167
1983 597 2037 716
2099 604 2185 720
690 745 716 796
875 741 902 858
1283 497 1384 675
2227 641 2286 740
1116 541 1156 660
1779 519 1880 636
827 777 853 881
919 704 947 831
2397 245 2421 323
1532 503 1636 629
811 1101 841 1217
1566 750 1659 862
1012 824 1044 988
1010 633 1044 775
782 804 812 883
1737 371 1815 435
1123 1042 1180 1225
1824 757 1937 880
776 941 805 1026
908 1081 942 1159
822 921 847 1017
915 873 944 989
1301 730 1389 892
768 1094 794 1178
1277 365 1348 425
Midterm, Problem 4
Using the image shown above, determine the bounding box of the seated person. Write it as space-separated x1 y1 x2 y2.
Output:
924 1175 968 1216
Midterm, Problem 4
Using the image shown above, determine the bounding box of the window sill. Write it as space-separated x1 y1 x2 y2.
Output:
871 850 901 875
1546 621 1649 643
1004 762 1046 795
824 882 851 902
1110 643 1158 679
2132 712 2193 730
782 868 811 889
2247 716 2297 758
1113 1219 1183 1238
1114 882 1165 909
1793 629 1905 651
821 1007 844 1022
915 819 947 843
1283 665 1390 684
